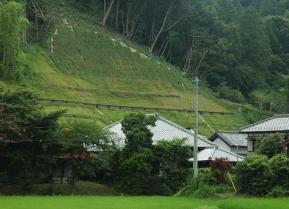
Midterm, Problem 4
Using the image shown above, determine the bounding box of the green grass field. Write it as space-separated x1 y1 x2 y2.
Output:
0 196 288 209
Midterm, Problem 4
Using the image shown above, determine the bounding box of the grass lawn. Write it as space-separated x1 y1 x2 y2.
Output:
0 196 289 209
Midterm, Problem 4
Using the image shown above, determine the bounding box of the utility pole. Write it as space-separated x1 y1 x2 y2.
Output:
193 76 199 178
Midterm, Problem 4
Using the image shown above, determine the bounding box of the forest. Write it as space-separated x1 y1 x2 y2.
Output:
74 0 289 112
1 0 289 114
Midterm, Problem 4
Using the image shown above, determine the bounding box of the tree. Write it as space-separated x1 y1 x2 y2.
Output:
257 134 284 158
153 138 192 194
239 7 272 71
60 121 112 183
235 155 271 195
116 113 157 194
121 113 156 153
0 1 29 79
101 0 115 27
269 154 289 188
0 89 63 184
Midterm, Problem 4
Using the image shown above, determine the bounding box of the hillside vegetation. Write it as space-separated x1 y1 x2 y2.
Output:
0 0 263 136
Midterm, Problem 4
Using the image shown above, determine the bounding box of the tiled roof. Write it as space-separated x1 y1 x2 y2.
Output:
240 114 289 133
217 131 248 147
105 115 215 148
190 147 245 162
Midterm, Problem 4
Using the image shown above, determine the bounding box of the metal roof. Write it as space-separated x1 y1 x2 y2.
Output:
190 147 245 162
212 131 248 147
240 114 289 133
105 115 215 148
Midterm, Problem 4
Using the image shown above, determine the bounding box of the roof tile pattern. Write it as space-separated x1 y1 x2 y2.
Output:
218 132 248 147
106 116 215 148
240 114 289 133
194 147 245 162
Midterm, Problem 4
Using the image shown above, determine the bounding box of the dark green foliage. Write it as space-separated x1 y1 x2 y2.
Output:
0 89 63 185
236 154 289 196
115 113 193 195
269 154 289 188
235 155 271 195
0 181 118 195
119 148 154 194
217 83 245 103
268 186 289 198
115 113 157 194
178 168 232 198
153 139 193 194
121 113 156 152
60 121 112 183
257 134 284 158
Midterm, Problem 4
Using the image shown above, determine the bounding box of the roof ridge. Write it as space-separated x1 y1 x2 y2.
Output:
218 132 237 146
239 114 289 132
239 115 277 132
197 147 245 160
103 120 122 130
158 116 215 146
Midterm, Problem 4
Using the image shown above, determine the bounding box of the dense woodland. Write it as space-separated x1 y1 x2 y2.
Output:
1 0 289 113
75 0 289 112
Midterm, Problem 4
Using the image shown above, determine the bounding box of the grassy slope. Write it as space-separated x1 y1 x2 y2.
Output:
0 196 289 209
3 3 250 137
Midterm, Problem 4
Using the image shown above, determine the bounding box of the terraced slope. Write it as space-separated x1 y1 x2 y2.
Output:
3 4 250 136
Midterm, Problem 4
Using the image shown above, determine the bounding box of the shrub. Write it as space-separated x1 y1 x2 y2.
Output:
153 139 193 194
235 155 271 195
269 154 289 188
119 148 154 194
210 158 232 184
257 134 284 158
268 186 289 198
177 168 217 197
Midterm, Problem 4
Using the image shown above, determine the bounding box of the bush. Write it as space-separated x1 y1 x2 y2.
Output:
177 168 220 197
210 158 232 184
268 186 289 198
235 155 271 195
269 154 289 188
118 148 154 194
257 134 284 158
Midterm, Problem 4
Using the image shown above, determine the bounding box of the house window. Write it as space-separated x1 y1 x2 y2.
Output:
248 139 254 152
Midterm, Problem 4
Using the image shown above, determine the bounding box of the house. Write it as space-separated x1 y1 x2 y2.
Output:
105 114 245 162
209 131 248 157
190 147 245 165
239 114 289 155
105 114 215 149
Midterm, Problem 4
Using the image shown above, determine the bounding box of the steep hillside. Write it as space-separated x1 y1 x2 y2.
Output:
3 3 251 137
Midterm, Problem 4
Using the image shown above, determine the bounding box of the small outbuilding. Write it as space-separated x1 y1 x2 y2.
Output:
189 146 245 165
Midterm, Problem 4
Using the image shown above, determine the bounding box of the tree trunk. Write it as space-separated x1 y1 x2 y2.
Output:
149 4 171 53
102 0 115 27
115 0 120 31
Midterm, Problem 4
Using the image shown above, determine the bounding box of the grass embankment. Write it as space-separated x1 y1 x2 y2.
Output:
0 196 288 209
0 182 118 196
3 2 251 136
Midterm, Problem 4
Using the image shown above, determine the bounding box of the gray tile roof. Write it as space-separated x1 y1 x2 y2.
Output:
105 115 215 148
190 147 245 162
216 132 248 147
240 114 289 133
